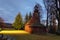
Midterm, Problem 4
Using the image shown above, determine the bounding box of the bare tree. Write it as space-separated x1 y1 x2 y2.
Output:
43 0 58 33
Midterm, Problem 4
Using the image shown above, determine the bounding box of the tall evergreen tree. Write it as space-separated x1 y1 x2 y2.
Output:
12 12 23 30
34 4 41 23
25 13 29 24
32 3 42 25
28 12 32 20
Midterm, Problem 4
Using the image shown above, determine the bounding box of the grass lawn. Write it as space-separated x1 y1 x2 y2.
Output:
0 30 29 34
2 34 60 40
0 30 60 40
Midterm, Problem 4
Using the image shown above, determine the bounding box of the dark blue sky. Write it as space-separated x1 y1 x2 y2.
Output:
0 0 46 23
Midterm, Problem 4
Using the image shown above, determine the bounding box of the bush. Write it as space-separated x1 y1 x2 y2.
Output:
56 30 60 35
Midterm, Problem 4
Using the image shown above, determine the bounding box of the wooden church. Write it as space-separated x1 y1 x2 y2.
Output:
25 4 47 34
